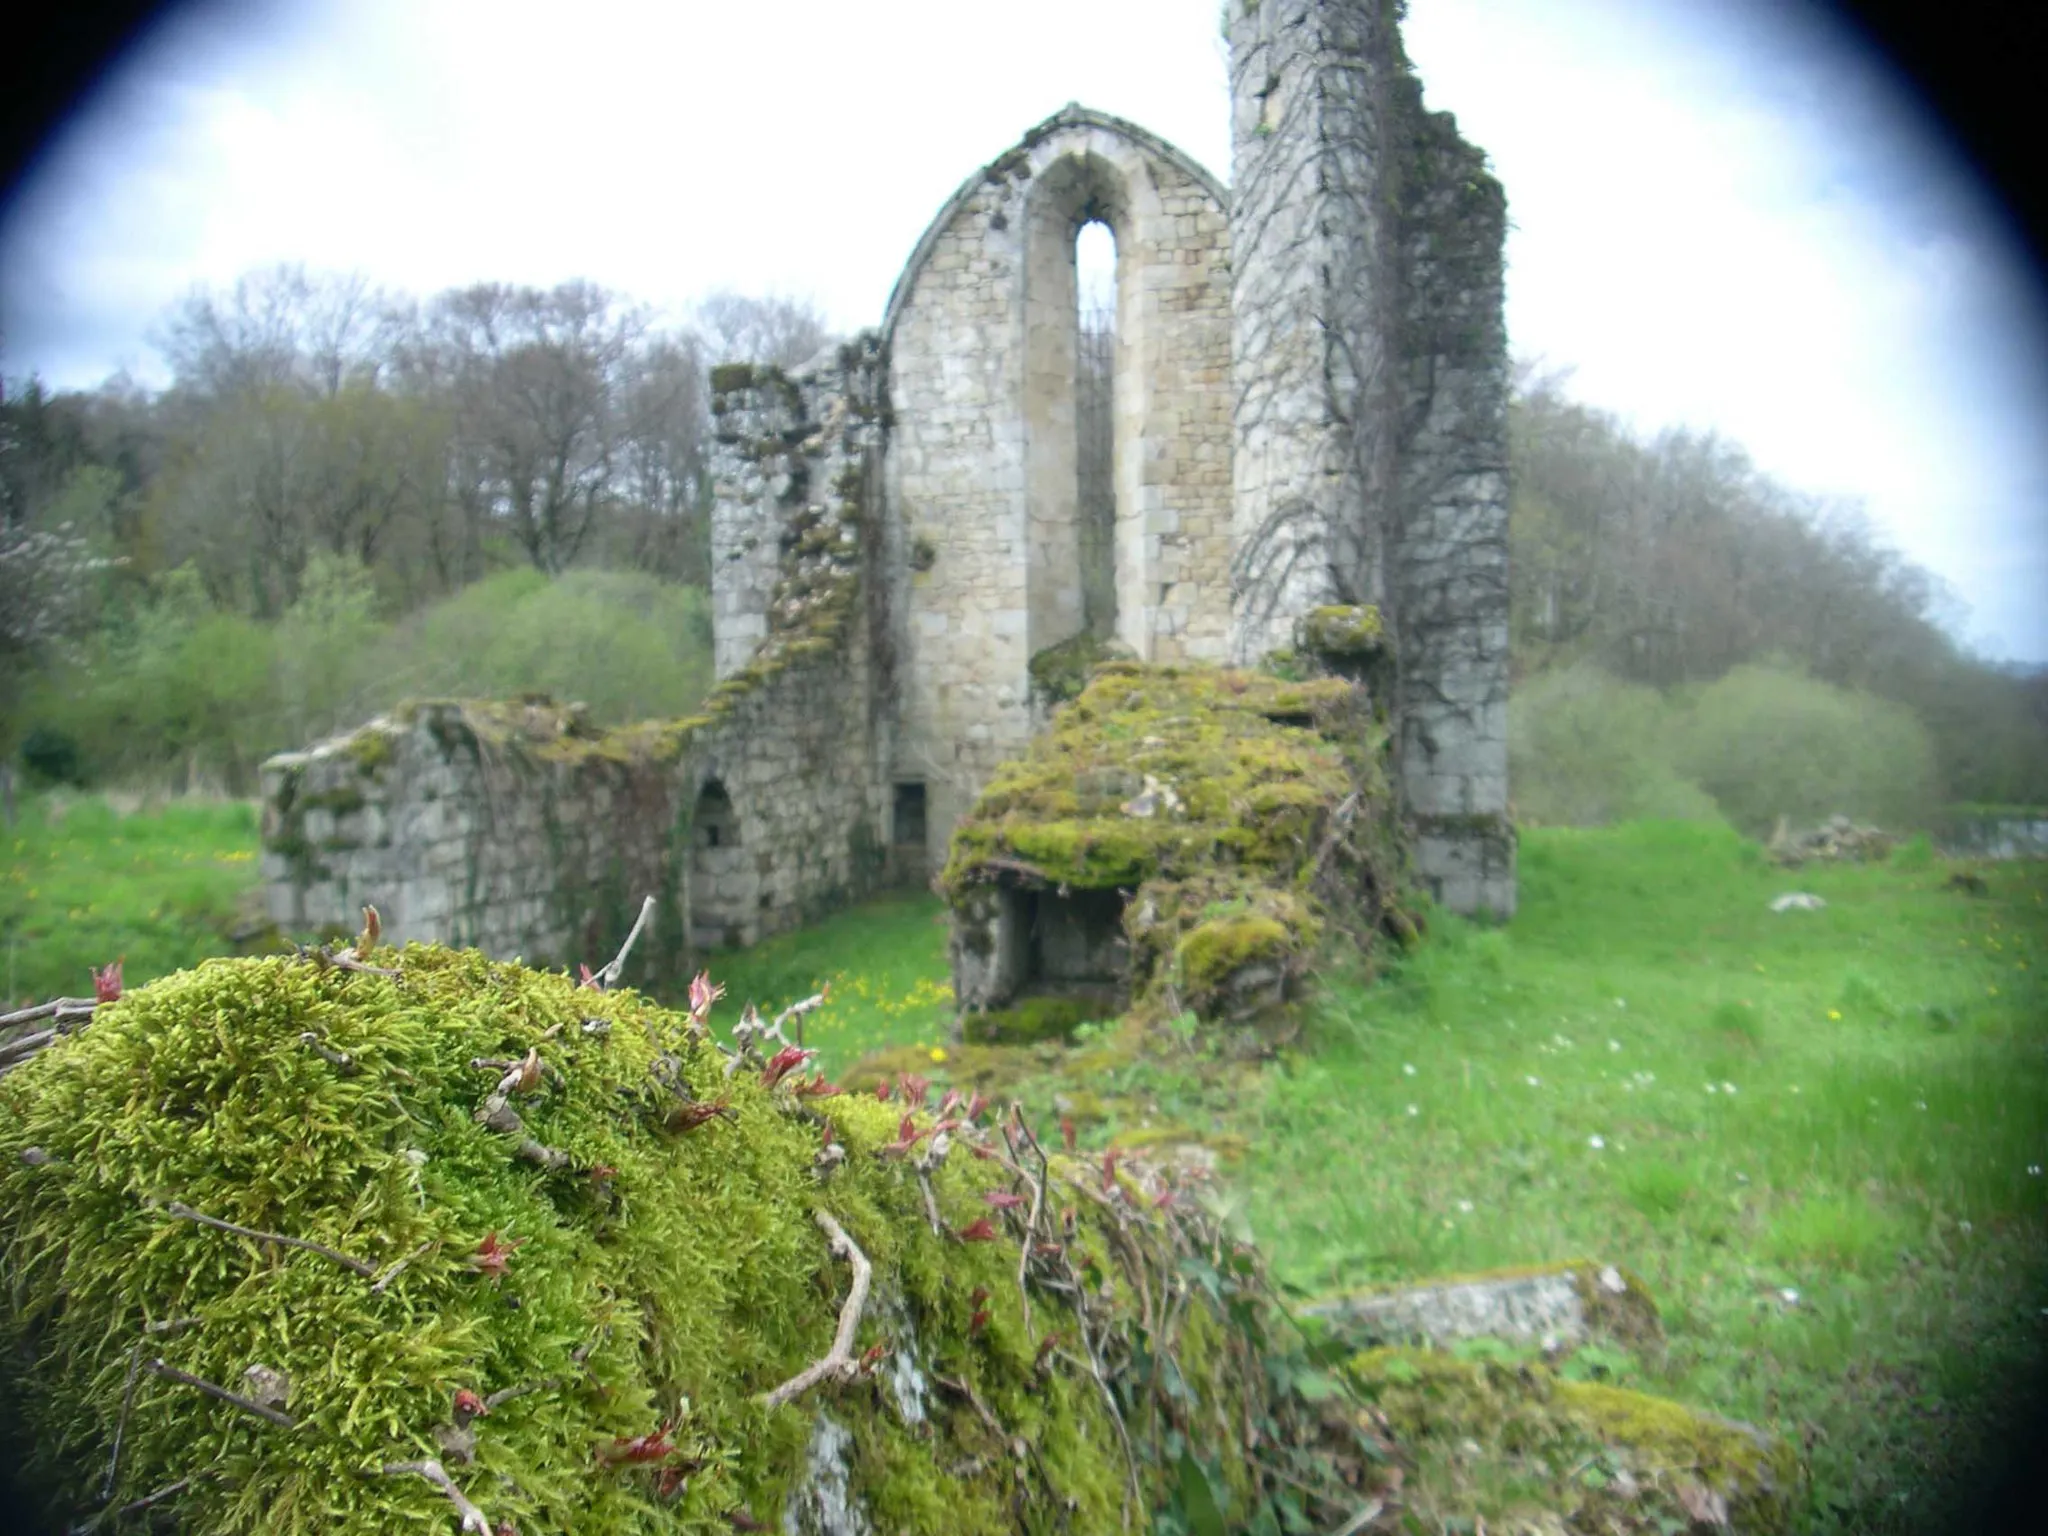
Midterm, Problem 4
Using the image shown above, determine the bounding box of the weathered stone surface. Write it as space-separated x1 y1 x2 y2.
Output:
259 0 1520 964
1307 1260 1663 1354
1228 0 1515 916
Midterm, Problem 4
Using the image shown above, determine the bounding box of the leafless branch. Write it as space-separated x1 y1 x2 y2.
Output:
74 1475 194 1533
369 1239 438 1295
146 1358 296 1428
159 1201 377 1279
101 1345 143 1500
381 1458 490 1534
297 1032 357 1074
592 895 656 989
0 997 97 1029
757 1210 873 1412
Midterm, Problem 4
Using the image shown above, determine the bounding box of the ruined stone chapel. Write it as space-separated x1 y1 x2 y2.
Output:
259 0 1516 981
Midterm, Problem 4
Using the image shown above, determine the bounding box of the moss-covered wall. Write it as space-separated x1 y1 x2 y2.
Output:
259 346 896 983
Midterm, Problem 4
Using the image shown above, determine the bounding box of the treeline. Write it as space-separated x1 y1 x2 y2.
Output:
0 269 828 790
1506 367 2048 826
3 270 2043 821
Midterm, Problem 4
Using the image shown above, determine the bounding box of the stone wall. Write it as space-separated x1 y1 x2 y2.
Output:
880 105 1236 866
260 347 896 979
260 4 1522 958
1226 0 1516 915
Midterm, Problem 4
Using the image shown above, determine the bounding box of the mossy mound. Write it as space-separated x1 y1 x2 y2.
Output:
1025 630 1134 707
942 664 1406 1020
1349 1348 1801 1535
0 949 1378 1534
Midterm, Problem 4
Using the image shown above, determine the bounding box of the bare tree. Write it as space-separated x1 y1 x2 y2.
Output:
407 282 645 575
693 291 831 370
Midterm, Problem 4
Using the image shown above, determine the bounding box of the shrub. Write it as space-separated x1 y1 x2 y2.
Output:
1671 665 1938 836
1508 664 1720 827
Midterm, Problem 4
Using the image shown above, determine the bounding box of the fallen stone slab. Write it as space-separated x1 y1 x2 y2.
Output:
1305 1259 1663 1354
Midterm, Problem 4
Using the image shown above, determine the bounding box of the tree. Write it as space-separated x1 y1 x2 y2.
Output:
405 282 645 575
693 290 831 369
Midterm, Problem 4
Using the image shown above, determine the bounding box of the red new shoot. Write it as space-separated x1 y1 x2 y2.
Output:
91 959 123 1004
760 1045 817 1089
688 971 726 1025
598 1419 677 1467
471 1230 526 1283
666 1098 733 1133
982 1190 1026 1210
956 1218 999 1243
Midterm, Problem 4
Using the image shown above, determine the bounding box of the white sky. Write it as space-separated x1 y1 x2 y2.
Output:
3 0 2044 661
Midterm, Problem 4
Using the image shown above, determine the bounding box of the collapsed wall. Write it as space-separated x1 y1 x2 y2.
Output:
259 345 896 980
1227 0 1516 916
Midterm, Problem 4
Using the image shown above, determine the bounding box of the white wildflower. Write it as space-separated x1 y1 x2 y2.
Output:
1779 1288 1800 1305
1608 1039 1622 1052
1406 1104 1419 1117
1525 1075 1540 1088
1402 1063 1416 1076
1457 1199 1474 1213
1722 1081 1738 1095
1587 1134 1606 1150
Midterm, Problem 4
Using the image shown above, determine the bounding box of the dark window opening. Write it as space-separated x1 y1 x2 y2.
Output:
694 780 738 849
893 782 928 847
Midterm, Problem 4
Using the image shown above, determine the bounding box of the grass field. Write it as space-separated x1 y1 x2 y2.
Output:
0 792 264 1008
8 795 2044 1531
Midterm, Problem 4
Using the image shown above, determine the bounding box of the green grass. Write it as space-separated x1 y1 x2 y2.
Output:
15 794 2047 1531
1 791 264 1007
705 890 958 1064
1241 820 2048 1533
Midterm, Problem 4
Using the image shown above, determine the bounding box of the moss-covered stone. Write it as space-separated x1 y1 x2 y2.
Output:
1025 629 1133 707
0 948 1398 1535
1296 604 1384 660
942 664 1406 1020
961 995 1099 1045
1348 1348 1801 1535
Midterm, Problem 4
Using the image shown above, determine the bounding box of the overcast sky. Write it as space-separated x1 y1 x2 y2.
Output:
3 0 2043 661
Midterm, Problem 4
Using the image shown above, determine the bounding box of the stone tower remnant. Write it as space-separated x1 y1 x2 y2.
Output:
257 0 1515 980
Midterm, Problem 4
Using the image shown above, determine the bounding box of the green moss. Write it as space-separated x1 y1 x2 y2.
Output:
709 362 759 395
1297 605 1384 658
342 728 395 777
962 995 1099 1045
1349 1348 1801 1535
941 665 1406 1020
0 947 1316 1535
1026 630 1131 707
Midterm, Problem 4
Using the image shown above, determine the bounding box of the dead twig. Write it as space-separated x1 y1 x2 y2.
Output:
381 1458 490 1534
0 997 96 1030
297 1032 357 1074
915 1168 947 1238
758 1210 873 1412
591 895 656 990
0 1028 57 1067
146 1358 296 1428
369 1239 438 1295
160 1201 377 1279
101 1345 143 1500
482 1376 559 1412
74 1475 195 1533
